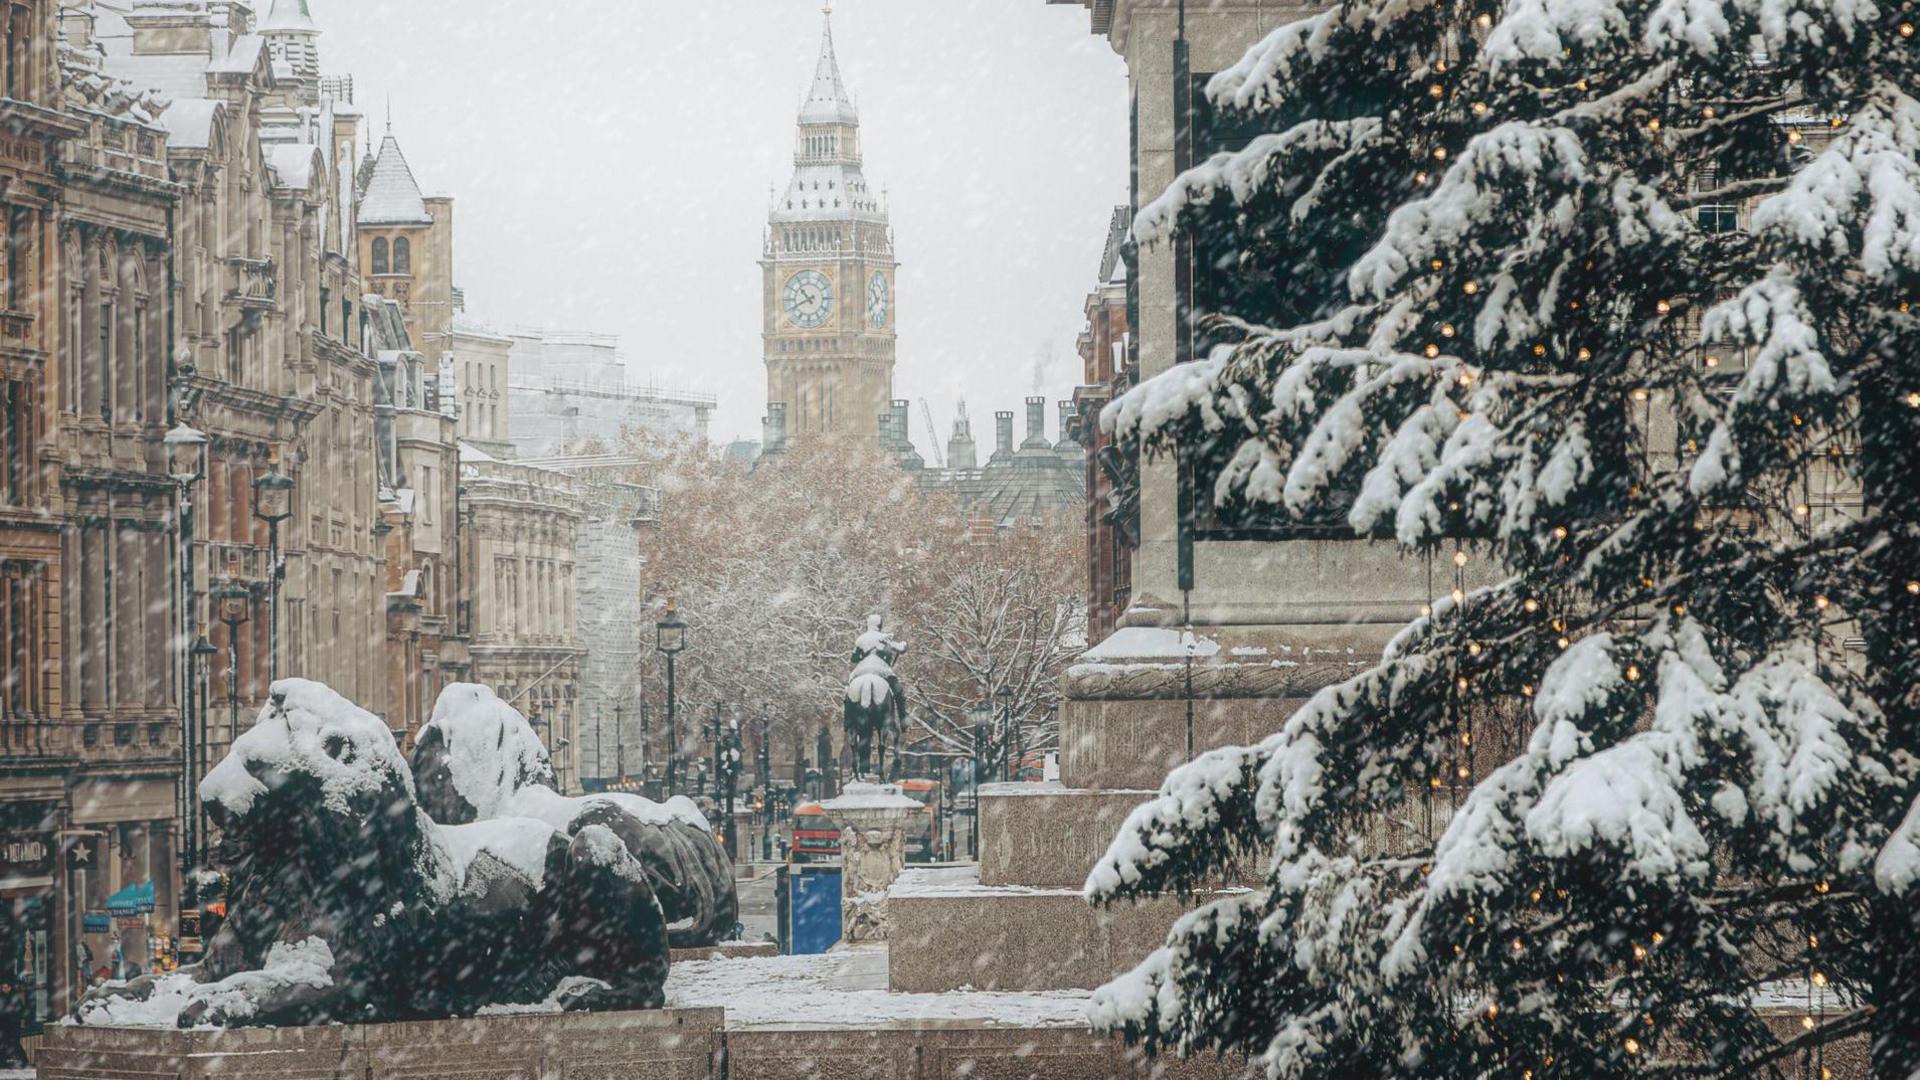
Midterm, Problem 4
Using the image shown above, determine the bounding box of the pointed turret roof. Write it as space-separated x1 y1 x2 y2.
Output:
799 8 858 126
262 0 318 33
357 132 433 226
772 8 885 226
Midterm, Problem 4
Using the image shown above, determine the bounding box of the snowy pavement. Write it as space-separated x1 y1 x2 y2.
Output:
664 944 1090 1029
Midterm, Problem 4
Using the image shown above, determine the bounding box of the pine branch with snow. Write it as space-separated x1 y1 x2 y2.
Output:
1092 1 1920 1075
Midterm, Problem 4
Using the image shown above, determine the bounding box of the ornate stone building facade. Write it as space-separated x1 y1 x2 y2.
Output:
87 0 381 761
48 14 179 1009
2 0 96 1027
462 449 583 792
353 130 465 742
451 311 511 458
1070 207 1135 643
761 9 897 447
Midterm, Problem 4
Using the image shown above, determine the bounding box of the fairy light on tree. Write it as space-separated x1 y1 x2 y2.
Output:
1079 0 1920 1075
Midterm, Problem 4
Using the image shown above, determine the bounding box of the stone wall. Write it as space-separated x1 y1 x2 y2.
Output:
726 1027 1262 1079
33 1009 1869 1080
36 1009 723 1080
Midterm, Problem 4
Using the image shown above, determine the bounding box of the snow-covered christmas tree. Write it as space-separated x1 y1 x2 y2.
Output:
1087 1 1920 1076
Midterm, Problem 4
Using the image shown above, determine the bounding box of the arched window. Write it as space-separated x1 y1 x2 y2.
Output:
394 237 412 275
371 237 388 275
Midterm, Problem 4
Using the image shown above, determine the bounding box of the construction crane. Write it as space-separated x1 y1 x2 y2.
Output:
920 398 945 468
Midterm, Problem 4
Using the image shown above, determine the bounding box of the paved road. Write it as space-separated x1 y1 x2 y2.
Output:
736 862 780 943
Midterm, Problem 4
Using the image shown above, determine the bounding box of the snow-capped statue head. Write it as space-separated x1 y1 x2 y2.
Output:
199 678 415 832
411 683 555 824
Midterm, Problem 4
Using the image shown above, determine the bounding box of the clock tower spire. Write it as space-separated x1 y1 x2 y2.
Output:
762 6 897 448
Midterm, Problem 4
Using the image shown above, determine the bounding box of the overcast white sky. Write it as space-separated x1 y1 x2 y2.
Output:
321 1 1130 447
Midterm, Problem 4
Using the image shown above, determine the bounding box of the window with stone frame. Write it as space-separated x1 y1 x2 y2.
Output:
1 375 31 508
0 560 47 721
394 237 412 275
371 236 389 275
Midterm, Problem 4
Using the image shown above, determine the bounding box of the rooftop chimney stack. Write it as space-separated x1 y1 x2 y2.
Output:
890 400 911 450
994 412 1015 460
1023 397 1049 449
762 403 788 455
1057 401 1081 451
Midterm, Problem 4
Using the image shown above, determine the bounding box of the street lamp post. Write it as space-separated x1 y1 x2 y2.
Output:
214 582 254 792
710 704 722 796
639 700 650 787
970 708 989 860
613 702 626 785
188 635 216 882
995 686 1015 782
655 600 687 796
720 712 741 858
250 462 293 685
165 425 208 883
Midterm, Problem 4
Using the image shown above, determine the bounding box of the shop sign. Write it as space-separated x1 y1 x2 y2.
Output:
0 832 52 878
83 912 110 933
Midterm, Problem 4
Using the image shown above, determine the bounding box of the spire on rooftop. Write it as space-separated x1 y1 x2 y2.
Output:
799 6 858 127
357 132 433 226
262 0 318 33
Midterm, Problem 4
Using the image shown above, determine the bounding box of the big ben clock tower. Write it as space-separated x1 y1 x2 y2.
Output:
763 5 898 447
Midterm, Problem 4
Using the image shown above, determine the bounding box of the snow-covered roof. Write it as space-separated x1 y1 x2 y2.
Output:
358 132 434 226
458 441 498 464
772 161 886 224
155 97 223 150
102 52 211 101
265 142 323 190
799 11 859 126
452 312 512 343
207 33 265 76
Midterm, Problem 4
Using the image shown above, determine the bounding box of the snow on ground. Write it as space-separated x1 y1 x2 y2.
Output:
664 945 1089 1029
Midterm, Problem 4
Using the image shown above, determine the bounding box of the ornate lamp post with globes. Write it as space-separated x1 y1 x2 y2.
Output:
251 462 294 684
655 600 687 796
165 424 209 883
213 581 255 780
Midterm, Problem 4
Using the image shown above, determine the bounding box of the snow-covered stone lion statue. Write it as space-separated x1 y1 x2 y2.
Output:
74 680 670 1028
409 684 739 948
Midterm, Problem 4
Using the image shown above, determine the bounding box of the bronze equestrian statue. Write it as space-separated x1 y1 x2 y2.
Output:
843 615 908 780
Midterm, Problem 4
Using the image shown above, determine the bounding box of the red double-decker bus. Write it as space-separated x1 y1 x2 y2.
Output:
789 803 840 864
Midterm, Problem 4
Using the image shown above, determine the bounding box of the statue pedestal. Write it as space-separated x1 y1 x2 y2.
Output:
820 781 921 944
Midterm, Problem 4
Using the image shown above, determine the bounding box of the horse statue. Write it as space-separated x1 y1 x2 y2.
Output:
843 615 908 780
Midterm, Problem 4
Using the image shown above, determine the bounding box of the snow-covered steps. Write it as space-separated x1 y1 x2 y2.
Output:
887 864 1246 996
975 782 1159 888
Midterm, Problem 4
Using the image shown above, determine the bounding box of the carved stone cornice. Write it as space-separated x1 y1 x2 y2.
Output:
1063 657 1366 702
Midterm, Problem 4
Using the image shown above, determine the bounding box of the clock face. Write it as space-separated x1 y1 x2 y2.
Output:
866 272 890 329
783 269 834 329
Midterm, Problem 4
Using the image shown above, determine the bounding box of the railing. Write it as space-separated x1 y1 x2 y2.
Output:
225 256 276 308
507 376 717 409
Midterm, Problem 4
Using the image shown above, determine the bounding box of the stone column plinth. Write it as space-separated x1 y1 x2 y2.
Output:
820 782 921 944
